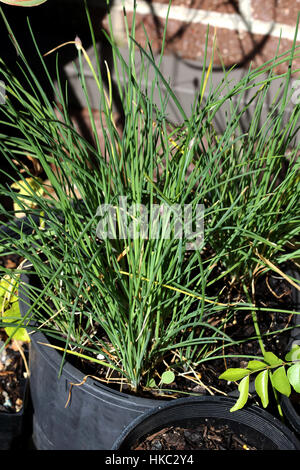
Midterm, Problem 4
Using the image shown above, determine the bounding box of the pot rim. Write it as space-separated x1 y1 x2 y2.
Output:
112 395 300 450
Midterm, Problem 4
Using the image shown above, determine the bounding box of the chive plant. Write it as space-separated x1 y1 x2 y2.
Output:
0 2 299 394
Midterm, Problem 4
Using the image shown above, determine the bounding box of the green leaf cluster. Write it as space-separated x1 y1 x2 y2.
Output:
219 348 300 412
0 275 30 343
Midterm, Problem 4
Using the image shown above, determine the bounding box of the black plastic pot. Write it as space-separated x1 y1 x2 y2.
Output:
0 378 28 450
19 273 165 450
0 217 164 450
280 269 300 436
112 396 300 451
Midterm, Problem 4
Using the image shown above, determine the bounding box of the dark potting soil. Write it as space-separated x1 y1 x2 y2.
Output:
132 420 257 450
193 268 295 397
0 254 27 414
0 329 25 414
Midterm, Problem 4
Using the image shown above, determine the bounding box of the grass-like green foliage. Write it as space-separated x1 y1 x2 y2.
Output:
0 2 299 393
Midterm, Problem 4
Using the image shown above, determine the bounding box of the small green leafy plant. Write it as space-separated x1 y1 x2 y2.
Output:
147 370 175 389
0 274 30 343
219 347 300 412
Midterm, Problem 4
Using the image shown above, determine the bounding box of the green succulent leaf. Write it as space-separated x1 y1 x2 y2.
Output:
219 368 250 382
2 301 30 343
148 378 157 388
255 370 269 408
247 360 266 371
285 346 300 362
230 375 249 412
271 366 291 396
287 363 300 393
161 370 175 385
263 351 283 366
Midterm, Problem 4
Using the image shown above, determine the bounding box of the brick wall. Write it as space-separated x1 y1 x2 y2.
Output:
101 0 300 73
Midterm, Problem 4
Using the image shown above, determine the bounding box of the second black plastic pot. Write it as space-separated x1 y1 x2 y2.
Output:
112 396 300 451
0 378 28 450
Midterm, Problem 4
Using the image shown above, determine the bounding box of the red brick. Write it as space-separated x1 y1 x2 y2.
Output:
147 0 239 14
252 0 300 27
109 12 300 73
